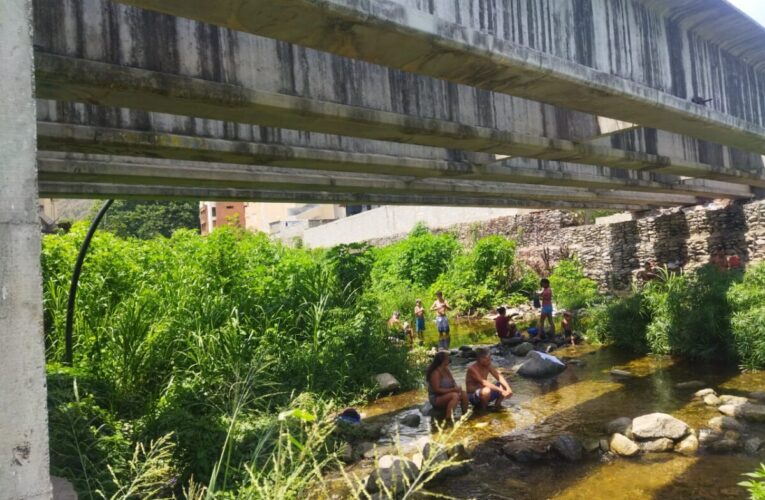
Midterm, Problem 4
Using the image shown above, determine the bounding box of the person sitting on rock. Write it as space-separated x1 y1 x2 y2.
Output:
466 348 512 411
636 261 658 285
426 351 468 421
494 307 518 344
387 311 405 342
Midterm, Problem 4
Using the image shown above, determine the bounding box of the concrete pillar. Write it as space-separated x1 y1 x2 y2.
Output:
0 0 52 498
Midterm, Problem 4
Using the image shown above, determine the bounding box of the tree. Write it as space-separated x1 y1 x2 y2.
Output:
92 200 200 239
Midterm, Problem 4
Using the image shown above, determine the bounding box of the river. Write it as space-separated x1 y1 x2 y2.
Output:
357 321 765 499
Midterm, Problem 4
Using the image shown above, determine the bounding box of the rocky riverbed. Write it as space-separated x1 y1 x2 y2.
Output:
334 324 765 499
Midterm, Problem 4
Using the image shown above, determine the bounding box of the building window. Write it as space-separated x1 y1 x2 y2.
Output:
211 207 217 217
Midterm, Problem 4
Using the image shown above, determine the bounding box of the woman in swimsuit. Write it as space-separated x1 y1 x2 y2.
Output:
426 351 468 420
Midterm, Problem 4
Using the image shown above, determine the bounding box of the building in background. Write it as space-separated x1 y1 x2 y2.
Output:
199 202 375 239
199 201 246 235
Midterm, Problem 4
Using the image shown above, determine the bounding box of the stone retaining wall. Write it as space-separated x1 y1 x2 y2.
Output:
367 199 765 290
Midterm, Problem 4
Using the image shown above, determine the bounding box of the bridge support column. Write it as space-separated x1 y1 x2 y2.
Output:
0 0 52 498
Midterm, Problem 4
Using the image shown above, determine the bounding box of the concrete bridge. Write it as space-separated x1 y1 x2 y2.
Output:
3 0 765 496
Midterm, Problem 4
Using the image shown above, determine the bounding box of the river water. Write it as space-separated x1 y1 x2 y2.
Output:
358 321 765 499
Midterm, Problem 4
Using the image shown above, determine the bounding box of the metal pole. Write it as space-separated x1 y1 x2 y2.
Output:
64 199 114 365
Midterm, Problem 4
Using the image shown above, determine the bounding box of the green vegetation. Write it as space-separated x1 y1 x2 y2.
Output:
584 263 765 369
92 200 200 239
548 258 600 310
740 463 765 499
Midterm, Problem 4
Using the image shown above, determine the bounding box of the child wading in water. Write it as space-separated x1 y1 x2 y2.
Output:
538 278 555 339
414 299 425 345
561 311 577 346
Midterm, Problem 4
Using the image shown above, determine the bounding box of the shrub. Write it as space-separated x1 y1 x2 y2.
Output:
584 294 648 352
548 258 600 310
728 263 765 369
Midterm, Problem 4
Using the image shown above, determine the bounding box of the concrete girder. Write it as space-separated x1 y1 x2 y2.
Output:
38 180 650 211
36 152 699 207
111 0 765 155
36 122 753 199
34 54 765 188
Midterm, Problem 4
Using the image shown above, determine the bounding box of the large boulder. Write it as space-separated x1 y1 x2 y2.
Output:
708 416 747 433
675 433 699 455
365 457 419 494
609 433 639 457
374 373 400 394
552 435 584 462
639 438 674 453
631 413 689 440
517 351 566 379
502 441 550 462
750 391 765 402
512 342 535 356
605 417 633 438
745 437 764 455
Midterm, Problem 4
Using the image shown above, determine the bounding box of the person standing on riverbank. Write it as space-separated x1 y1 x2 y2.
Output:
414 299 426 345
431 291 452 350
466 348 512 411
538 278 555 339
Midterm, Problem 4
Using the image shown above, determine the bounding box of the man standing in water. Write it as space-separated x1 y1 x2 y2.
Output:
431 291 451 350
414 299 426 345
538 278 555 339
466 348 512 411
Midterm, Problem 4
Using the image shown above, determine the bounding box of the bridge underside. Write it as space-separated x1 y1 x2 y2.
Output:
29 0 765 209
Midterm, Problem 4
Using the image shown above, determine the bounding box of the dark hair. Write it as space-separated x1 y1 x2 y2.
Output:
475 347 490 359
497 306 506 315
435 290 443 297
540 278 550 287
426 351 449 381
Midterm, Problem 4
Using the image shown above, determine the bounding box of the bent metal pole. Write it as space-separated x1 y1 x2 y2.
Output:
64 199 114 365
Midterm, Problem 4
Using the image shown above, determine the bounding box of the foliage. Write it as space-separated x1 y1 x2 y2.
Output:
325 242 375 295
583 293 648 352
740 463 765 500
548 258 600 310
93 200 200 239
728 264 765 370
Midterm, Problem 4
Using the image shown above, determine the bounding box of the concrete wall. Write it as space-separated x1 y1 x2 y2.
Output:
302 206 532 247
0 0 51 498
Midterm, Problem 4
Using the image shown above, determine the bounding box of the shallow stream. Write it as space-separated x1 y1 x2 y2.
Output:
359 321 765 499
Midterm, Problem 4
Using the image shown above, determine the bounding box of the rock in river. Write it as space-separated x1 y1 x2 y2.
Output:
745 437 763 455
605 417 633 437
610 369 636 379
365 457 419 495
374 373 400 394
708 416 747 433
512 342 534 357
609 433 639 457
517 351 566 379
639 438 674 453
720 403 765 422
675 433 699 455
400 412 421 428
631 413 689 440
675 380 706 390
719 395 749 406
552 435 584 462
694 388 717 398
703 394 722 406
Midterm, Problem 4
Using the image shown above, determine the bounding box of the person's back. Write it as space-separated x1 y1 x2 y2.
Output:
494 307 510 339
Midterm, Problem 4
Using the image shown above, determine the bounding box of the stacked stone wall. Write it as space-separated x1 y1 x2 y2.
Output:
367 199 765 290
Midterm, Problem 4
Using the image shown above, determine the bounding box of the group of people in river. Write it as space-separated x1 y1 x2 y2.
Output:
387 278 581 420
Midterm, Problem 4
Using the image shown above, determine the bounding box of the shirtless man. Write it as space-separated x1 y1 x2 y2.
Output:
431 291 452 350
465 348 512 411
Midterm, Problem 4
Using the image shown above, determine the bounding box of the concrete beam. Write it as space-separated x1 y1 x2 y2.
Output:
34 54 765 188
37 123 752 199
0 0 51 498
38 181 649 211
112 0 765 155
37 152 698 207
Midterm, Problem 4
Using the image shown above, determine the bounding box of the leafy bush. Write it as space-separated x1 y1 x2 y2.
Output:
584 294 648 352
549 258 600 310
728 263 765 370
740 463 765 499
